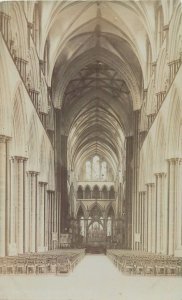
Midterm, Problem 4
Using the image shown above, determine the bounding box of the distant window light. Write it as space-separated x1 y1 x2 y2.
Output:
92 155 100 179
85 156 108 181
101 161 107 180
86 161 91 180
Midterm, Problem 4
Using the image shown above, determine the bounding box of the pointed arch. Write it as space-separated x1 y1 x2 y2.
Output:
76 202 87 218
12 83 27 157
105 202 115 219
77 185 83 199
85 185 91 199
27 113 39 171
166 88 182 159
145 134 155 183
89 202 103 217
0 46 11 136
92 185 100 199
154 114 167 173
102 185 108 199
48 150 55 190
39 135 48 182
109 185 115 199
168 2 182 61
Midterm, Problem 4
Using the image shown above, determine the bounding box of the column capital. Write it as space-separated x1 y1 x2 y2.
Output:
139 190 146 195
167 157 182 164
154 172 167 178
11 156 28 162
47 189 55 193
39 181 48 186
27 170 39 176
0 135 11 143
146 182 155 187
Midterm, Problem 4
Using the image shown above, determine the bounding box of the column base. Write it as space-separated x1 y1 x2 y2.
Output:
8 243 17 256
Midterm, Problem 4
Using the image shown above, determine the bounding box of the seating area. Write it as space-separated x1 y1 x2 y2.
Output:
107 249 182 276
0 249 85 275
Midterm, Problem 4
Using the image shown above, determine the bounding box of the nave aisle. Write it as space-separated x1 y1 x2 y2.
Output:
0 255 181 300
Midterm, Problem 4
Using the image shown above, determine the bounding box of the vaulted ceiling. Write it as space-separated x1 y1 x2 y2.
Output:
39 0 162 177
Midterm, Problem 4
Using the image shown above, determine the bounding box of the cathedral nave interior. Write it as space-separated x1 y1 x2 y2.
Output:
0 0 182 299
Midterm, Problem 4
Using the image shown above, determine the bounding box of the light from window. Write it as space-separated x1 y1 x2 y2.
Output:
93 155 100 179
86 161 91 180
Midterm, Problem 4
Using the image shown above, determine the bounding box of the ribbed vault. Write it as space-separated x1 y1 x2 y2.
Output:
45 0 160 208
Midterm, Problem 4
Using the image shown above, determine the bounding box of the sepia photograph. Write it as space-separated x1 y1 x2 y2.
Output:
0 0 182 299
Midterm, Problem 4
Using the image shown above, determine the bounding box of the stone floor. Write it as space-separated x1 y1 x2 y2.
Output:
0 255 182 300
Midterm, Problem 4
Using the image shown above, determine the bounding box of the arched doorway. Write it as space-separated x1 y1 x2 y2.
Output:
86 205 106 253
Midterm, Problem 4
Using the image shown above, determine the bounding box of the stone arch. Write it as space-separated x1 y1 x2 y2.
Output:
105 203 115 218
48 150 55 190
89 202 103 216
168 2 182 61
92 185 100 199
12 83 27 157
77 185 83 199
76 202 87 218
145 135 155 184
146 76 156 115
27 46 40 91
85 185 91 199
27 113 39 171
27 1 36 23
154 115 167 173
102 185 108 199
7 2 28 60
0 47 11 136
166 88 182 159
39 136 48 182
53 48 141 110
109 185 115 199
77 205 85 218
155 46 169 93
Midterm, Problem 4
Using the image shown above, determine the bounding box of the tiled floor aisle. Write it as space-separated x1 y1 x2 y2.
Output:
0 255 182 300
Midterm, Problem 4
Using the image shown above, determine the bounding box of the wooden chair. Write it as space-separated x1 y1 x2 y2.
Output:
16 257 27 274
36 257 48 274
56 256 70 274
5 257 17 274
0 258 6 274
26 258 36 274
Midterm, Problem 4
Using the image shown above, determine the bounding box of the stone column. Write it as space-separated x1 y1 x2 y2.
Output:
28 171 39 253
155 173 167 254
38 182 47 252
44 186 48 250
150 183 156 253
167 158 182 255
47 190 53 250
143 191 147 251
132 110 140 250
146 183 154 252
125 136 133 249
176 159 182 250
13 156 27 254
155 173 161 253
25 170 30 253
0 135 10 256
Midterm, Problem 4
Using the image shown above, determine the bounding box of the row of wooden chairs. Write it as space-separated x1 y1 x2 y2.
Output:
0 250 85 275
107 250 182 276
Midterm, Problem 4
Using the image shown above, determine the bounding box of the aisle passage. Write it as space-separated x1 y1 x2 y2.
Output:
0 255 181 300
